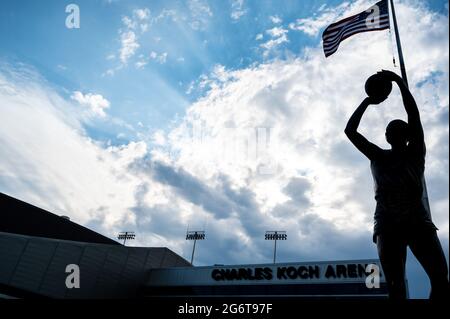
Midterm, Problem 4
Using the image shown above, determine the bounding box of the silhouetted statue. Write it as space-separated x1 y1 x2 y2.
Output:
345 70 449 299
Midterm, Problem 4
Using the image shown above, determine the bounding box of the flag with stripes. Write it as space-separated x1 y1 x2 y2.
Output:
322 0 390 57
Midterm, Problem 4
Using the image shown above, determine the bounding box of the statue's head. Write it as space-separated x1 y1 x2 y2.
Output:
385 119 409 147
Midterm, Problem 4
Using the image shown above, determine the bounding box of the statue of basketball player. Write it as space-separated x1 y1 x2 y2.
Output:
345 69 449 299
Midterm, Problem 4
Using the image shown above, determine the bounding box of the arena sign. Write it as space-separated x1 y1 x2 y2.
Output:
146 259 385 287
211 262 382 283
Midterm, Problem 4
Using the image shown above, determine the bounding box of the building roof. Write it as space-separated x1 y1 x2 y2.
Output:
0 192 119 245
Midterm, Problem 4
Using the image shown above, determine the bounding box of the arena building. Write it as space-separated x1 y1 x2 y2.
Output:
0 192 389 299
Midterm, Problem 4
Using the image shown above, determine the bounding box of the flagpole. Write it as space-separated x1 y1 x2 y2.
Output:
389 0 408 88
389 0 432 218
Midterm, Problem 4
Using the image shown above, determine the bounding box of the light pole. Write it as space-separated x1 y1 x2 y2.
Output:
265 231 287 264
186 230 205 265
117 231 135 246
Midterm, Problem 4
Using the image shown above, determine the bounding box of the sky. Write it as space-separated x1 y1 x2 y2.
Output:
0 0 448 298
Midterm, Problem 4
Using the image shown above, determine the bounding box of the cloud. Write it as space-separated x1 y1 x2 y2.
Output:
0 66 145 231
151 162 239 219
71 91 110 117
135 8 151 32
182 64 237 95
103 68 116 77
117 8 151 65
150 51 168 64
260 26 289 56
111 7 178 71
133 51 168 69
288 1 351 36
270 15 282 24
231 0 247 20
271 177 312 218
188 0 213 30
122 8 151 31
135 8 150 20
266 26 288 38
135 56 148 69
122 16 137 30
119 30 140 64
153 9 178 23
152 130 166 146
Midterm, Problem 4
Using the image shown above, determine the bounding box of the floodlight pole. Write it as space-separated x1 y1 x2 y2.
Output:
191 237 197 265
273 235 277 264
265 231 286 264
186 230 205 265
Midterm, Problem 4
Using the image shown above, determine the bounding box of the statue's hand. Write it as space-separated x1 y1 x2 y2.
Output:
365 95 387 105
377 69 401 83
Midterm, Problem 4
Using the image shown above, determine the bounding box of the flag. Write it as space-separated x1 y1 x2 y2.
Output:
322 0 390 57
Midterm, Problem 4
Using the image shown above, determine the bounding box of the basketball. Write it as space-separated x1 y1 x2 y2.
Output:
365 73 392 102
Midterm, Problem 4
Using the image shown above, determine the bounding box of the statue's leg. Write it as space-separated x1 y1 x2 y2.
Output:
376 232 408 299
408 228 449 300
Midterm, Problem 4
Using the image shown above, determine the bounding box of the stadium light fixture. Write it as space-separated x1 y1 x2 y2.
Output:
265 231 287 264
117 231 135 246
186 230 205 265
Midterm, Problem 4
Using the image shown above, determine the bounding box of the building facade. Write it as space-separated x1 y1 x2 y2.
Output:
145 260 388 298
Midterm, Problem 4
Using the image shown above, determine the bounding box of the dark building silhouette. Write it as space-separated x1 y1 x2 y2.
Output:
1 192 118 245
0 192 190 298
0 192 388 299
